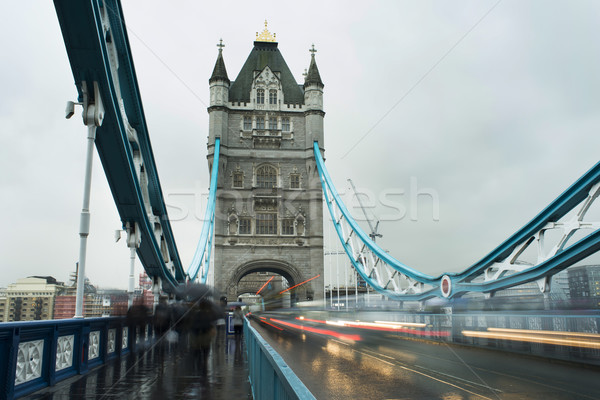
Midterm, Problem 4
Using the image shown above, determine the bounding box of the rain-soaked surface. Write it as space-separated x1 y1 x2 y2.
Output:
26 331 253 399
250 316 600 400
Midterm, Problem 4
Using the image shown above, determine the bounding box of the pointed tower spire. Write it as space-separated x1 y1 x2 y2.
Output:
210 38 230 84
304 44 323 88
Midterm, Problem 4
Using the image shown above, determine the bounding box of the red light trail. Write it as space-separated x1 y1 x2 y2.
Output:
258 318 283 330
256 276 274 295
270 318 361 341
279 274 321 294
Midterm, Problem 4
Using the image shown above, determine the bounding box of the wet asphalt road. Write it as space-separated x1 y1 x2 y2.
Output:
25 332 252 400
250 317 600 400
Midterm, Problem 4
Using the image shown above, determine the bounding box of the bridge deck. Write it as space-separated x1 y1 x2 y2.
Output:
250 315 600 399
26 332 252 399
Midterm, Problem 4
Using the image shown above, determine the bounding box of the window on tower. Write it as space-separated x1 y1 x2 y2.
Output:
256 116 265 129
239 217 251 234
256 89 265 104
243 116 252 130
269 118 277 130
269 90 277 105
256 213 277 235
233 172 243 188
256 164 277 188
290 174 300 189
282 117 290 132
281 219 294 235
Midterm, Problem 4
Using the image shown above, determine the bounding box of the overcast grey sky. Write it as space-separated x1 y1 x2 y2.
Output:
1 1 599 289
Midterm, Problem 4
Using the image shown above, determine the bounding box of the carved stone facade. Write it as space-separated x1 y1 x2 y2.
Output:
207 36 325 303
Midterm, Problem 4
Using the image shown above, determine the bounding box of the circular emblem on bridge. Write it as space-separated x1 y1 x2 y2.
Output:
440 275 452 298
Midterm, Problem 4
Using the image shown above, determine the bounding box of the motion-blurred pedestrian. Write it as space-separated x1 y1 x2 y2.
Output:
153 296 171 338
233 305 244 336
189 299 219 370
126 299 150 346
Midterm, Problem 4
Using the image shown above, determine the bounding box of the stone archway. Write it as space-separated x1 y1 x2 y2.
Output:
227 259 305 304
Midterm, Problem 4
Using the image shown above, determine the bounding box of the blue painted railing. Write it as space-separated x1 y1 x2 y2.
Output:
244 318 315 400
0 318 152 400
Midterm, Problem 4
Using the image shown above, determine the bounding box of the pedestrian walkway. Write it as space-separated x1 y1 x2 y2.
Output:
26 331 253 399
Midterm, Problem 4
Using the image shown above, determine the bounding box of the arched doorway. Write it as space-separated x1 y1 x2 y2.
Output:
227 259 304 309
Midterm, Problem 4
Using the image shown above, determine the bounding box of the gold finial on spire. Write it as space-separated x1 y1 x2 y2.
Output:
310 43 317 56
217 38 225 52
255 20 277 43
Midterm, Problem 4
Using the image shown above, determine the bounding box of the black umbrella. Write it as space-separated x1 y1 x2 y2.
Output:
175 282 213 303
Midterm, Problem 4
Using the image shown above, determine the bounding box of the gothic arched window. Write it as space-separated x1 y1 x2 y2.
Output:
256 89 265 104
256 164 277 189
243 116 252 130
269 90 277 105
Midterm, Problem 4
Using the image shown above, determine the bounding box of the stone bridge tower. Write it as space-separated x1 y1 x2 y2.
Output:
207 24 325 303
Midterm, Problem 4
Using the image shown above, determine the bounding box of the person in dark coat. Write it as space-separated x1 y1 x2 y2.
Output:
153 296 171 339
126 300 150 346
188 299 219 370
233 306 244 336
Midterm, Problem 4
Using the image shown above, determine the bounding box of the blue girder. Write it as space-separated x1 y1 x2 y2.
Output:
187 139 220 283
53 0 217 292
314 141 600 299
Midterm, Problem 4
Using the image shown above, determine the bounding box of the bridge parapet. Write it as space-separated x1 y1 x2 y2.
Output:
0 317 152 399
245 318 315 400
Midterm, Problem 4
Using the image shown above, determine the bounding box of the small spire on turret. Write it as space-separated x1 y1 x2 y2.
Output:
209 38 229 84
304 43 323 88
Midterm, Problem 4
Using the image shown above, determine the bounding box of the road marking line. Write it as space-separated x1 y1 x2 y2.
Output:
353 349 494 400
413 364 502 392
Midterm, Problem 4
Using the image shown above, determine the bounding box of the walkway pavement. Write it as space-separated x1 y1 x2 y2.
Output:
26 331 253 399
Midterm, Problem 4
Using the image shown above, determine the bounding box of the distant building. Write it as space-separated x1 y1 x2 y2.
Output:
551 270 571 301
1 276 64 322
136 272 156 310
54 289 130 319
53 272 97 319
494 281 543 298
0 274 135 321
53 296 77 319
139 272 152 291
141 289 154 309
568 265 600 308
0 288 7 322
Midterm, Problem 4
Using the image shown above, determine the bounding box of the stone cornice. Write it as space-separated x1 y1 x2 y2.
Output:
207 105 230 113
304 110 325 117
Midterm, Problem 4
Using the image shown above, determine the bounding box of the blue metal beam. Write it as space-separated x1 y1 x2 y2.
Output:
187 138 220 282
314 140 600 299
453 162 600 281
53 0 186 291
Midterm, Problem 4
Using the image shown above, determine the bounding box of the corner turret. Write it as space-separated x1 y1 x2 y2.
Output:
208 39 230 151
209 39 230 107
304 44 325 147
